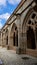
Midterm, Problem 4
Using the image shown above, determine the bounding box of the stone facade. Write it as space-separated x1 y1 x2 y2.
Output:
0 0 37 57
0 31 1 46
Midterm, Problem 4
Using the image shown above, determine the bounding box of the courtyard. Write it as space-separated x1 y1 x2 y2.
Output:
0 47 37 65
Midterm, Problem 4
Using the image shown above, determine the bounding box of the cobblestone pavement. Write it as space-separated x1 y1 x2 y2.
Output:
0 47 37 65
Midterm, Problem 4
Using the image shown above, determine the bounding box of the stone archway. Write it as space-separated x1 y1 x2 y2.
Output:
27 26 36 49
5 29 8 46
22 5 37 51
13 26 18 46
10 23 18 47
6 36 8 45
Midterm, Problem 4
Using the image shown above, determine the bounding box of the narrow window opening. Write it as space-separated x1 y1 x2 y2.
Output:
28 20 31 24
32 13 36 19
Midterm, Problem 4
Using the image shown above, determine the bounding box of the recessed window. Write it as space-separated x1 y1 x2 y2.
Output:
28 20 31 24
35 21 37 24
15 27 17 30
32 13 36 19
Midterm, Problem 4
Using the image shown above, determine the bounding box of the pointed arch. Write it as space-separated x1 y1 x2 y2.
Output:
5 29 8 45
27 26 36 49
10 23 18 47
22 5 37 50
22 6 37 30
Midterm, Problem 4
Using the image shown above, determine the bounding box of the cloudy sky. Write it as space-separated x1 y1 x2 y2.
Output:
0 0 21 29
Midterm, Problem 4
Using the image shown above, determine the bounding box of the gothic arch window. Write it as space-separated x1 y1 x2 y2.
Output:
28 20 31 24
31 13 36 19
27 26 36 49
27 12 37 25
30 12 37 24
26 12 37 49
22 5 37 49
5 29 8 45
13 26 18 46
6 36 8 45
11 23 18 47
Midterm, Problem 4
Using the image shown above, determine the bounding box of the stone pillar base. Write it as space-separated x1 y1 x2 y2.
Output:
2 45 6 47
16 47 26 54
7 45 10 50
16 47 21 54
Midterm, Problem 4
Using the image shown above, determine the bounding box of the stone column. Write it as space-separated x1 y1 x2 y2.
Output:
8 30 10 49
9 35 13 49
1 32 3 46
22 30 27 54
4 37 7 47
16 14 22 54
8 28 13 49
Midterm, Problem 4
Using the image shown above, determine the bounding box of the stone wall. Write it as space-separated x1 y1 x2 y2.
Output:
0 0 37 57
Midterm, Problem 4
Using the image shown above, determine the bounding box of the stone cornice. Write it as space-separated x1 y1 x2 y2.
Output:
1 0 26 30
1 0 34 31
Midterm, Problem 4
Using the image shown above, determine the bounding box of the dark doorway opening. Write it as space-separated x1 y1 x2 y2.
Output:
13 27 18 46
13 32 15 46
15 31 18 46
27 27 36 49
6 36 8 45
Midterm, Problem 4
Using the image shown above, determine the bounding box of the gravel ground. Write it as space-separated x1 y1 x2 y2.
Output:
0 47 37 65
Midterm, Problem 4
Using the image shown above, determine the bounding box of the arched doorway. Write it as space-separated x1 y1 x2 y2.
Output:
5 29 8 45
6 36 8 45
22 5 37 50
11 23 18 47
27 26 36 49
13 26 18 46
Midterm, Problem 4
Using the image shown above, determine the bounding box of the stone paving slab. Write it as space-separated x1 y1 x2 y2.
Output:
0 59 3 65
0 47 37 65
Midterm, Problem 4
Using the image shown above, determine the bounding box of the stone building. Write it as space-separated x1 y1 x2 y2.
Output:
0 0 37 57
0 30 1 46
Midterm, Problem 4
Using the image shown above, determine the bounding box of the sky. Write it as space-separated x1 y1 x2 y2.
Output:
0 0 21 29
